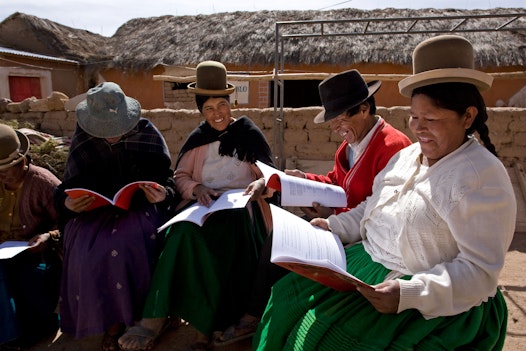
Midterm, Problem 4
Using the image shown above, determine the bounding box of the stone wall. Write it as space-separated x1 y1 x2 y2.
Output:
1 106 525 168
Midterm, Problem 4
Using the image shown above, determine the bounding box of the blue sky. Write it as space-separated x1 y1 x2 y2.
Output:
1 0 524 36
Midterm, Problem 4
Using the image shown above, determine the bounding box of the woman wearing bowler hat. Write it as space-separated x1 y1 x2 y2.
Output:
254 35 516 350
0 124 62 350
119 61 275 351
53 82 177 351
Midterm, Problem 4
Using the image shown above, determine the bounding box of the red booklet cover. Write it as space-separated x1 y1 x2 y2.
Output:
65 181 159 211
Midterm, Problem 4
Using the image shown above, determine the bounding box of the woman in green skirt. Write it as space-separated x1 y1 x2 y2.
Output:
254 35 516 351
119 61 275 351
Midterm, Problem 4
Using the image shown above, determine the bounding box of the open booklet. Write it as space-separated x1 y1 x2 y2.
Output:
256 160 346 208
65 181 160 211
270 204 372 291
157 189 251 232
0 241 31 259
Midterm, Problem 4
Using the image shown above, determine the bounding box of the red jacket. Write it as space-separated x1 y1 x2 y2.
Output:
306 119 412 213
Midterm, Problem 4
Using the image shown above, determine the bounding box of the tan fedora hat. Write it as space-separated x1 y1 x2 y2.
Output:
398 35 493 97
187 61 236 96
0 124 29 170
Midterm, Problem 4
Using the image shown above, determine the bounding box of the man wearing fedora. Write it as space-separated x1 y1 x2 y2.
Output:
119 61 275 351
253 34 515 350
213 69 413 347
0 124 62 350
286 69 412 219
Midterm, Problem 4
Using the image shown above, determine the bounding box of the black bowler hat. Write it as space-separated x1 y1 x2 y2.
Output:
314 69 381 124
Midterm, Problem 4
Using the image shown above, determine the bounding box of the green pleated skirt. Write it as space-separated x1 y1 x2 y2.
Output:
254 243 508 351
142 202 266 337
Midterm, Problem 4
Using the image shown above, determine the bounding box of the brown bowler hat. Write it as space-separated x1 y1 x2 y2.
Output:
187 61 236 96
0 124 29 170
399 35 493 97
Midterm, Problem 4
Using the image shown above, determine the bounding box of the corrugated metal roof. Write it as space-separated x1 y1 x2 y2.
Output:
0 46 79 64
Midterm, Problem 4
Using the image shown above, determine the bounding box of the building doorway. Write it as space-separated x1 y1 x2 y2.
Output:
9 76 42 102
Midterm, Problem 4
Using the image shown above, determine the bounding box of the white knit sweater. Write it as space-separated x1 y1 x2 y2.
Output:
328 138 516 319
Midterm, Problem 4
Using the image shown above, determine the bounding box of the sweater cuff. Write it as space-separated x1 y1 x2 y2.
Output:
397 278 425 313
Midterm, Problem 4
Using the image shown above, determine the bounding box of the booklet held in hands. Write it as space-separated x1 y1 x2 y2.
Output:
256 161 346 208
0 241 31 259
157 189 251 232
270 204 372 291
65 181 160 211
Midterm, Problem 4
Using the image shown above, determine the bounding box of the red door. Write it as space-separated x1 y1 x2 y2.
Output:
9 76 42 102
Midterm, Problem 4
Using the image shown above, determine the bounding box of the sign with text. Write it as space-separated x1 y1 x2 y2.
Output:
229 80 249 105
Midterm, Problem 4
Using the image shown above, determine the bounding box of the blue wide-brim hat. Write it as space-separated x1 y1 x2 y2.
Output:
76 82 141 138
314 69 381 124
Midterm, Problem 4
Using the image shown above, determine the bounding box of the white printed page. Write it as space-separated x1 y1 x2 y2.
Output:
269 204 371 291
157 189 250 231
270 204 346 268
256 160 346 207
279 176 347 207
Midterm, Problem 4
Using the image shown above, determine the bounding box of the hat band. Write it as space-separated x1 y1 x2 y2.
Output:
188 83 236 95
0 149 22 164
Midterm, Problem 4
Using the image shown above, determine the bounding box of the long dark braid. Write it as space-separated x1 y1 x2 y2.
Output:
412 83 498 156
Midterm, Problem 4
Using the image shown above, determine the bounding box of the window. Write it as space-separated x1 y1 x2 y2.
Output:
270 80 322 108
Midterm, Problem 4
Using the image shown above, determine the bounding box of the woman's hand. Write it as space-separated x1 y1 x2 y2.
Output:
284 169 306 178
27 233 50 253
140 183 166 204
192 184 219 207
357 280 401 314
65 194 95 213
301 202 334 220
310 217 330 231
244 178 274 201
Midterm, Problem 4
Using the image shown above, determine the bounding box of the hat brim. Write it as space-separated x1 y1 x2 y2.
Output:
314 80 381 124
76 96 141 138
187 83 236 96
398 68 493 97
0 131 30 170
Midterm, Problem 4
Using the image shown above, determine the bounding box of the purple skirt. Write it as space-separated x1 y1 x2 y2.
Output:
59 204 162 339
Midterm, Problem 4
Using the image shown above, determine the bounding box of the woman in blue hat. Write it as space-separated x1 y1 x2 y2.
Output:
54 82 177 351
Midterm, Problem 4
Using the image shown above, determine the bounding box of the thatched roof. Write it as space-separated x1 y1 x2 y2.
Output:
0 12 111 63
109 8 526 70
1 8 525 70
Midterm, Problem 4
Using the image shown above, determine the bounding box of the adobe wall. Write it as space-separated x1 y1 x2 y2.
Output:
1 106 525 169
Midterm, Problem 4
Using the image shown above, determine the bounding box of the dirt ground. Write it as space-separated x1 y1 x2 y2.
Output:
25 231 526 351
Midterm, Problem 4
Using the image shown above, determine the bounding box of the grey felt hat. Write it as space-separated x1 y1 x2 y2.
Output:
314 69 381 124
187 61 236 96
398 35 493 97
76 82 141 138
0 124 29 170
